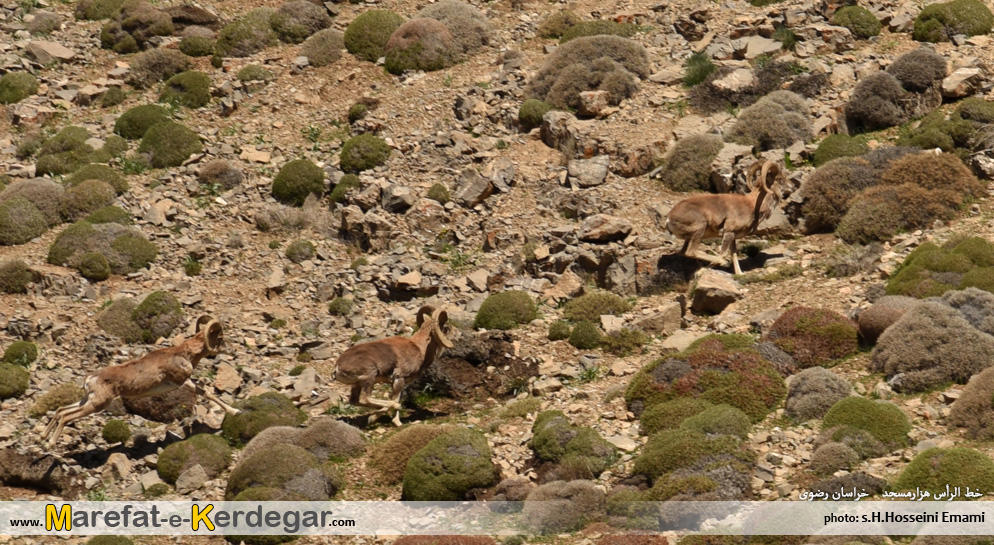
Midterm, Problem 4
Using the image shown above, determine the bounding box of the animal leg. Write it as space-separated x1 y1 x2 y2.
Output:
188 380 239 414
720 232 741 274
42 401 82 442
388 377 407 427
45 398 105 449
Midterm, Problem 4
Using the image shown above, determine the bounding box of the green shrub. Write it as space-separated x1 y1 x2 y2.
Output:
29 384 84 417
896 448 994 495
179 35 214 57
237 64 274 82
78 252 111 281
633 428 752 483
679 404 751 439
417 0 491 54
726 90 811 151
221 392 307 446
568 321 602 349
639 398 714 436
225 444 342 500
522 480 606 535
659 133 724 192
216 7 276 57
955 97 994 124
563 291 631 323
285 240 315 263
0 362 29 400
61 180 116 221
328 297 352 316
157 434 232 484
766 306 858 368
812 134 868 167
426 182 450 204
101 419 131 443
344 9 405 62
560 20 636 43
518 99 553 131
339 134 390 173
831 6 881 38
86 206 132 225
525 35 648 110
132 290 182 343
271 0 331 44
272 159 325 206
68 164 128 195
785 367 850 420
810 442 859 476
35 126 96 176
501 398 542 418
538 10 581 38
384 18 458 74
159 71 211 108
301 28 345 67
474 290 537 330
547 320 571 341
914 0 993 42
601 328 649 356
111 233 158 272
98 1 174 52
348 103 368 123
75 0 125 20
127 48 191 90
801 157 876 234
822 397 910 449
1 178 64 226
683 51 716 87
885 238 994 298
0 198 47 245
115 104 171 139
402 428 498 500
3 341 38 366
138 121 202 168
0 260 34 294
329 174 360 203
370 424 450 483
100 86 127 107
0 72 40 105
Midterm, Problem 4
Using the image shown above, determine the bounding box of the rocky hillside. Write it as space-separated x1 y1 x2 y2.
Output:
3 0 994 542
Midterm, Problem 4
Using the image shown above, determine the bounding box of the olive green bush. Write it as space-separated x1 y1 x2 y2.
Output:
237 64 274 82
659 133 724 191
525 35 649 110
285 240 315 263
632 428 753 484
339 134 390 172
272 159 325 206
0 72 39 105
50 222 157 278
221 392 307 446
241 417 365 463
895 448 994 495
115 104 171 139
78 252 111 281
329 174 359 203
159 71 211 108
426 182 450 204
810 442 859 476
1 178 65 226
225 444 343 500
563 291 631 322
547 320 571 341
344 9 405 62
523 480 606 534
538 10 582 38
271 0 332 44
0 198 48 245
97 297 143 342
29 384 83 417
3 341 38 366
812 134 868 167
384 18 457 74
138 121 202 167
568 321 602 349
68 164 128 195
215 8 277 57
132 290 183 343
99 1 174 53
0 363 30 400
560 20 636 43
402 428 498 501
639 398 714 436
822 396 910 449
179 35 214 57
955 97 994 124
679 404 751 439
61 180 116 221
948 366 994 439
301 28 345 67
766 306 858 368
157 434 232 484
473 290 537 330
831 6 881 38
101 419 131 443
86 206 132 225
75 0 125 20
35 126 99 176
518 99 553 131
913 0 993 42
0 259 34 294
370 424 450 483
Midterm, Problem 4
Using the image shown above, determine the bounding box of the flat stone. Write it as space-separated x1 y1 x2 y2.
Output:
214 363 242 393
661 329 706 351
466 269 489 292
604 435 639 452
453 169 493 208
175 464 208 493
579 214 633 243
26 40 75 64
731 35 782 59
532 377 563 395
711 68 755 92
600 315 626 334
240 147 271 163
636 301 683 335
396 270 422 287
567 155 610 188
942 67 983 98
691 269 743 314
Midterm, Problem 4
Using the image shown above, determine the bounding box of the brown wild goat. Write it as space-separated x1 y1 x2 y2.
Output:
333 305 453 426
665 160 784 275
41 316 236 448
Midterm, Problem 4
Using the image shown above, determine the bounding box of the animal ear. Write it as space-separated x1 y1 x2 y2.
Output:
416 305 436 328
206 321 223 351
195 315 213 333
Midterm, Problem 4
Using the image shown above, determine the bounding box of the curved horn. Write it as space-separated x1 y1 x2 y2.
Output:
757 161 773 192
746 161 764 190
764 161 781 191
433 310 453 348
416 305 436 328
205 321 223 352
195 315 214 333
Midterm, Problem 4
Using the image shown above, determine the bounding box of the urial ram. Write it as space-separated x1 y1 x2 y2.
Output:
333 305 453 426
41 316 236 448
665 159 785 275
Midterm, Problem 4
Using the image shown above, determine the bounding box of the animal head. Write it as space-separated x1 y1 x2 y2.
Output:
194 315 224 355
415 305 454 349
747 160 785 206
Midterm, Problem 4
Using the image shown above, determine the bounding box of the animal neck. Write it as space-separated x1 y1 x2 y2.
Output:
178 335 209 367
749 187 771 231
410 325 434 357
